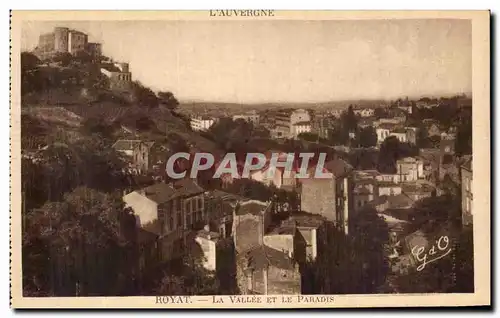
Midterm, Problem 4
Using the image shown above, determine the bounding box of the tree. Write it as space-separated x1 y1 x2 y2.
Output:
80 117 117 140
297 132 320 142
374 107 388 119
377 136 401 173
51 52 73 67
455 119 472 156
23 187 137 296
303 207 389 294
157 91 179 110
21 52 43 95
132 81 159 108
358 126 377 148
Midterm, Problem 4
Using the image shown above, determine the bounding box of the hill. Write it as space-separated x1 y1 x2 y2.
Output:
20 51 223 156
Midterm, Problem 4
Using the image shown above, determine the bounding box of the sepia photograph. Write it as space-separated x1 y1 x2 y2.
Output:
10 10 490 308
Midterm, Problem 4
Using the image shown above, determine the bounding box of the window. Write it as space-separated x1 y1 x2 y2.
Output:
168 215 174 231
465 178 470 191
177 212 182 227
186 200 191 213
198 198 203 210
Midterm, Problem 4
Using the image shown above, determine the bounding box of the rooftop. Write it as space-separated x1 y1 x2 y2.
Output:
462 157 472 171
244 245 296 271
235 200 269 216
140 179 204 204
112 139 142 151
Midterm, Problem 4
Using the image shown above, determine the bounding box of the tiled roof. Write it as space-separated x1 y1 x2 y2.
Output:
141 179 204 204
235 200 269 216
323 158 353 177
245 245 295 271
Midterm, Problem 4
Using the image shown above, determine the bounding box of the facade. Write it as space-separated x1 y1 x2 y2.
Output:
100 63 132 91
111 139 142 157
390 128 408 143
461 158 473 226
353 108 375 117
396 157 425 183
292 122 312 139
194 226 222 271
376 124 395 144
233 111 260 125
377 182 402 196
270 109 311 139
191 117 215 131
300 158 354 235
123 179 205 262
133 141 165 174
405 127 418 145
233 200 302 295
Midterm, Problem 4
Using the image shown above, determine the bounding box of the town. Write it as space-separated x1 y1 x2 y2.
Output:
20 26 474 297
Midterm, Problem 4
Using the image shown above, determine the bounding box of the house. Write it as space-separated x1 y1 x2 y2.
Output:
353 179 378 211
389 128 408 143
395 157 425 183
204 190 243 238
192 225 227 272
370 193 414 221
292 121 312 139
376 124 397 144
279 213 326 261
405 127 418 145
236 244 301 295
100 62 132 91
374 117 406 127
190 116 215 131
232 200 302 295
233 110 260 125
461 158 473 226
401 181 436 201
270 109 311 139
377 181 402 196
300 158 354 235
425 122 442 137
354 108 375 117
133 141 167 174
122 178 205 262
112 139 142 157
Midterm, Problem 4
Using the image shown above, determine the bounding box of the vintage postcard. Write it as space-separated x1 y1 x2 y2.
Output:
10 10 490 308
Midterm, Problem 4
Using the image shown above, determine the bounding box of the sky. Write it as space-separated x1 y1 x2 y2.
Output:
21 19 472 103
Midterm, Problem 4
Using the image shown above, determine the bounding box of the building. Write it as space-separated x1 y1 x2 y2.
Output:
190 116 215 131
374 117 406 127
461 158 473 226
111 139 142 157
300 158 354 234
377 181 402 196
405 127 418 145
390 128 408 143
396 157 425 183
292 121 312 139
133 141 166 174
193 226 224 272
270 109 311 139
123 179 205 262
376 124 397 145
401 181 436 201
204 190 243 238
34 27 102 60
233 200 302 295
85 42 102 57
100 62 132 91
353 108 375 117
233 110 260 125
